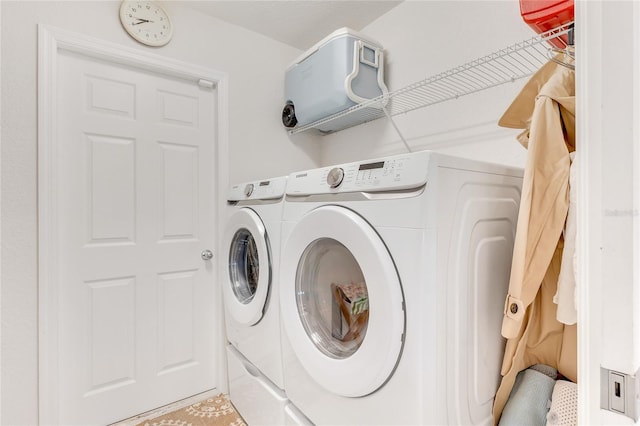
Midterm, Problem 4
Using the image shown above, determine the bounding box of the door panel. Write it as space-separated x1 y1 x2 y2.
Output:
55 50 217 425
86 133 136 244
159 142 199 240
85 276 136 396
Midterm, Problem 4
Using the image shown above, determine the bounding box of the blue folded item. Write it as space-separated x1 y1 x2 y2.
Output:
499 365 557 426
529 363 558 379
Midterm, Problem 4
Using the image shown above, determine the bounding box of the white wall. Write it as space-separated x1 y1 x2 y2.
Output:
315 1 535 168
0 1 317 424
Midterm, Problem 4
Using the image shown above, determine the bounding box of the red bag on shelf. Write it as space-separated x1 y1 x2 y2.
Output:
520 0 574 48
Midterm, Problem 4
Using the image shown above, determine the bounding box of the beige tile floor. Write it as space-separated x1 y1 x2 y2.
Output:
111 389 228 426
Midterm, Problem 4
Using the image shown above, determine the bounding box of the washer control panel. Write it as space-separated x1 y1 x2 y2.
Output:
287 151 432 195
228 176 287 201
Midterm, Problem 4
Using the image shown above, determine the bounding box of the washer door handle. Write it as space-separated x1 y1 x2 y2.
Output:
201 249 214 261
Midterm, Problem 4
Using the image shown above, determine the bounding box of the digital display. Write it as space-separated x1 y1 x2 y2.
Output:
358 161 385 171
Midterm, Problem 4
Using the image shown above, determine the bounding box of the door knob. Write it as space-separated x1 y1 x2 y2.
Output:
201 249 214 260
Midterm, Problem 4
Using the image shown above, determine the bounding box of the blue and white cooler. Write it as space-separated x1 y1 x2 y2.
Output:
282 27 388 133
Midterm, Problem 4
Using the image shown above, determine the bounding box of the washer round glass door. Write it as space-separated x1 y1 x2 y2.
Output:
280 205 405 397
223 208 271 326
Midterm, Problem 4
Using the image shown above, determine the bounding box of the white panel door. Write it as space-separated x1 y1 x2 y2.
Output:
55 50 217 425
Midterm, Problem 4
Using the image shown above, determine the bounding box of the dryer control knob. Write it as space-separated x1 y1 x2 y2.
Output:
244 183 254 197
327 167 345 188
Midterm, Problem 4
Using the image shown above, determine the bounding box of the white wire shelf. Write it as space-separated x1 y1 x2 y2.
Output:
288 22 574 135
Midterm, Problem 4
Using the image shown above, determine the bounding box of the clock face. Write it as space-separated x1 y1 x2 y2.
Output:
120 1 173 47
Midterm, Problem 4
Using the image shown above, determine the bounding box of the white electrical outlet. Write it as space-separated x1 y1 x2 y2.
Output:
609 371 626 413
601 367 639 421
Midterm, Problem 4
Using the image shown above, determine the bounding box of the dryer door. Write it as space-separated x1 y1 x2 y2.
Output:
223 208 271 326
280 205 405 397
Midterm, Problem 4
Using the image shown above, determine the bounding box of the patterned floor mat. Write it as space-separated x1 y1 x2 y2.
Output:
136 394 246 426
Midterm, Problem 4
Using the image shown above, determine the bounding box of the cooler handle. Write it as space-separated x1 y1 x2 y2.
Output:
345 40 389 105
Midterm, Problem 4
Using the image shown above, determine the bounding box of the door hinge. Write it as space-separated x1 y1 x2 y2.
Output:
601 366 639 421
198 79 215 89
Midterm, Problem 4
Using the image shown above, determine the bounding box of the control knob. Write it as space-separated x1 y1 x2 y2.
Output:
326 167 345 188
244 183 254 197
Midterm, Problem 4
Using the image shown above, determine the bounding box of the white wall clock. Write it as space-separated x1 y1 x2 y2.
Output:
119 1 173 47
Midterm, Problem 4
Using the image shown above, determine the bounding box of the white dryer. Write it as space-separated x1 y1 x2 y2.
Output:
279 151 523 425
222 177 288 425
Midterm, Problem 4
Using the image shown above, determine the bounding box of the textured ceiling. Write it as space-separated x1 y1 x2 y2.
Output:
181 1 403 50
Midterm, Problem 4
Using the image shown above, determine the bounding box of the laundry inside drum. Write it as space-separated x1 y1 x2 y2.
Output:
229 228 260 304
295 238 369 359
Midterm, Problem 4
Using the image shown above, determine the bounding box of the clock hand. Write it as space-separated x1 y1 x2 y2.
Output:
132 18 154 25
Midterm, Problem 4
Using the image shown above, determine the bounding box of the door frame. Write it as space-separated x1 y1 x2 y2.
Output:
577 2 640 424
37 25 229 424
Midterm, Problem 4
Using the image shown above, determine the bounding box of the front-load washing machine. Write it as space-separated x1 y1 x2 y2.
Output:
222 176 288 425
279 151 523 425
